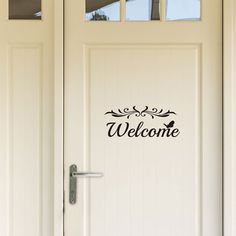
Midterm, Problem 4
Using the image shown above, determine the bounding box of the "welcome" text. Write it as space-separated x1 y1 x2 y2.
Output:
106 121 180 138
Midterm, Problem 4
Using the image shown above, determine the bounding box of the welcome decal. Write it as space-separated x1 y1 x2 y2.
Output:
105 106 180 138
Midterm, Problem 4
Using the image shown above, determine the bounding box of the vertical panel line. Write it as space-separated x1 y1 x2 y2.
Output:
83 45 91 236
7 45 13 236
197 44 203 236
39 44 43 236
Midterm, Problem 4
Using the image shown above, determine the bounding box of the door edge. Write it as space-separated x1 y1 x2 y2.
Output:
223 0 236 236
54 0 64 235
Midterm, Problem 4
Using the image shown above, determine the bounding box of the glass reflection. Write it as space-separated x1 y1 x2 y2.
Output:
86 0 120 21
126 0 160 21
166 0 201 21
9 0 41 20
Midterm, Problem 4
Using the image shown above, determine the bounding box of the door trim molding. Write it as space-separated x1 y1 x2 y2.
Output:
54 0 236 235
54 0 64 235
224 0 236 235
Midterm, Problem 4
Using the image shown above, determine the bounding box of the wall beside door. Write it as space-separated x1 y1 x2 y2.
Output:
0 0 54 235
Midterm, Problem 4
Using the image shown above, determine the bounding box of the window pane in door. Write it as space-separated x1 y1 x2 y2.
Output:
126 0 160 21
86 0 120 21
166 0 201 21
9 0 41 20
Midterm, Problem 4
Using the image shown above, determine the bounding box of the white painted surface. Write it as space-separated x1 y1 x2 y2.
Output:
88 45 200 236
54 0 64 235
224 0 236 236
4 0 236 236
64 1 222 236
0 1 54 235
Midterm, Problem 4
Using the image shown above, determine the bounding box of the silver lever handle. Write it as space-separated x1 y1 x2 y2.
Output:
71 171 103 178
69 164 103 204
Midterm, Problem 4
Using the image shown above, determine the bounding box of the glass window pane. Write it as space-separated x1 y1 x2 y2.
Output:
126 0 160 21
86 0 120 21
9 0 41 20
166 0 201 21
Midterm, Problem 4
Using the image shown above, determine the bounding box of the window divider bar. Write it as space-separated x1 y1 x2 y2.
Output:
160 0 166 22
120 0 126 22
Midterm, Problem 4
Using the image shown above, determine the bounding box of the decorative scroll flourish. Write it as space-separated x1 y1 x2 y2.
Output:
105 106 176 119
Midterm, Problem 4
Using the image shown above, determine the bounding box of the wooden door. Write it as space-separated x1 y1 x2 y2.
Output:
0 0 54 235
64 1 222 235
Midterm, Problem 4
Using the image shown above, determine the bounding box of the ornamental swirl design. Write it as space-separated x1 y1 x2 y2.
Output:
105 106 176 119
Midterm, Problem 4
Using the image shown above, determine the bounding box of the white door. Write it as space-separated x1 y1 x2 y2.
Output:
64 1 222 236
0 0 54 235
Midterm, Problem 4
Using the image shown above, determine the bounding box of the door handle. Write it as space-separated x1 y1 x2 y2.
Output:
69 164 103 204
71 171 103 178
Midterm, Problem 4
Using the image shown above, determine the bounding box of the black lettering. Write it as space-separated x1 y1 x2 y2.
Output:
106 122 129 137
135 122 145 137
128 128 136 137
156 128 168 137
171 129 180 137
148 128 157 137
140 128 149 137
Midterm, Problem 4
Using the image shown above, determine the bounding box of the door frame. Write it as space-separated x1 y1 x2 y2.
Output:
53 0 236 235
223 0 236 235
54 0 64 235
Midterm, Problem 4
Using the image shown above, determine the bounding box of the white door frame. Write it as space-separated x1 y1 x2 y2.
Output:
53 0 236 235
223 0 236 235
54 0 64 235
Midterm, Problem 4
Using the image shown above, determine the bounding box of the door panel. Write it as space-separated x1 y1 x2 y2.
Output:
0 1 54 235
8 45 42 236
88 45 201 236
65 1 222 236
